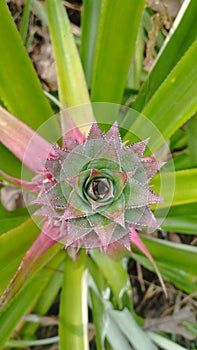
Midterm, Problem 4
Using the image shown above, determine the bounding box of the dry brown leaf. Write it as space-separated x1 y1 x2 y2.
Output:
0 186 33 211
144 305 197 340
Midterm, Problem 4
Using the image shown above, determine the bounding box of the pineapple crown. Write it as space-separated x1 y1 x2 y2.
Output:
34 121 163 251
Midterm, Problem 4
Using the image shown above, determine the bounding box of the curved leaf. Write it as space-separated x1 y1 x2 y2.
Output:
0 218 40 295
90 248 129 308
0 1 53 129
132 235 197 293
80 0 102 87
151 168 197 207
0 251 65 349
109 309 157 350
46 0 91 109
123 38 197 151
158 203 197 234
0 143 22 178
91 0 145 104
186 113 197 167
133 0 197 111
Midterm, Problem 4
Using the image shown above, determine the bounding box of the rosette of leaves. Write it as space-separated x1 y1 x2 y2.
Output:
35 122 163 251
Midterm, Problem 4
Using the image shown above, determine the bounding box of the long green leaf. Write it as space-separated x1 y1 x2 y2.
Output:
173 153 191 171
0 251 65 349
127 21 144 90
0 227 61 310
0 201 27 220
31 0 48 26
165 202 197 217
110 309 157 350
151 168 197 207
20 260 64 339
91 0 145 104
0 216 28 236
90 249 129 308
132 235 197 293
0 144 21 178
46 0 91 109
20 0 32 44
123 37 197 152
87 256 107 295
0 1 53 129
106 313 131 350
133 0 197 111
59 252 89 350
170 128 187 151
139 235 197 276
0 218 40 294
89 288 105 350
161 216 197 235
186 113 197 166
33 262 64 315
148 332 188 350
5 337 59 348
148 259 197 294
158 202 197 234
80 0 102 87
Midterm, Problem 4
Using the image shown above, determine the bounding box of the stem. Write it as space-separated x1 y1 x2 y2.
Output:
59 250 89 350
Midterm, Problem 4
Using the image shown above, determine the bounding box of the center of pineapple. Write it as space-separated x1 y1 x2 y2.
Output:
92 178 110 199
86 176 114 203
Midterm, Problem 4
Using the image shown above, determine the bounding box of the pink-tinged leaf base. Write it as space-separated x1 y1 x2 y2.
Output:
62 113 86 144
130 228 167 297
0 170 42 192
0 107 55 173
